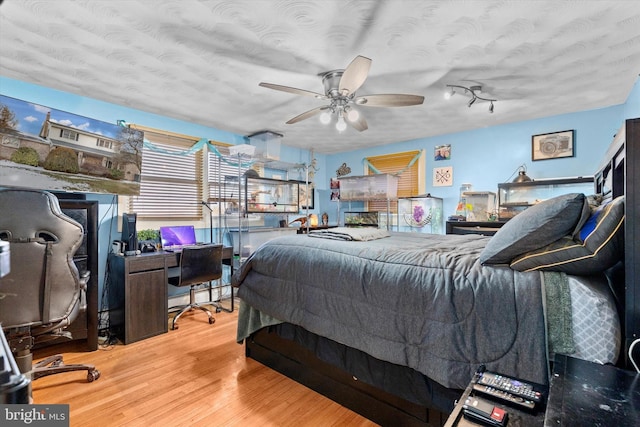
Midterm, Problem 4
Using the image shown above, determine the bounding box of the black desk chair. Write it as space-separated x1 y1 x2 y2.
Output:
168 244 223 330
0 189 99 382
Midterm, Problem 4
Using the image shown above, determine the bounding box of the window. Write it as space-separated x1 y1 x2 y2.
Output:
60 129 79 141
128 129 202 219
364 150 424 213
96 138 113 149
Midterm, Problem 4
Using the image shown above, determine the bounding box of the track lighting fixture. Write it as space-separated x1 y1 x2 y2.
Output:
445 84 497 113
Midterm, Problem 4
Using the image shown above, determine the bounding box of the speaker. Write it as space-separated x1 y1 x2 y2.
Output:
121 212 138 256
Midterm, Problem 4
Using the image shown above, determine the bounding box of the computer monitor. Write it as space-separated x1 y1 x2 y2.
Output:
159 225 197 249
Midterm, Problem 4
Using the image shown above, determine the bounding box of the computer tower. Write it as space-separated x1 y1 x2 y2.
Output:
121 212 138 256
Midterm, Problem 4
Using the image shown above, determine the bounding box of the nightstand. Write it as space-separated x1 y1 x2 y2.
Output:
444 372 546 427
544 354 640 426
446 221 506 236
445 355 640 427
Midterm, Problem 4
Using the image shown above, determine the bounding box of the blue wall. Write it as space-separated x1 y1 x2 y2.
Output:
320 77 640 219
2 75 639 311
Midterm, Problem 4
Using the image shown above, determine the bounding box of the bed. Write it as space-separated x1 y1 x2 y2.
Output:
232 118 639 426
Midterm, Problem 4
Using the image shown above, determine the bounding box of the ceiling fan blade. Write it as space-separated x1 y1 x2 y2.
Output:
338 55 372 95
354 94 425 107
259 82 326 99
347 113 368 132
286 106 329 124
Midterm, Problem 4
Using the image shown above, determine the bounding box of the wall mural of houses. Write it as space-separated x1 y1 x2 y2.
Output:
0 95 142 195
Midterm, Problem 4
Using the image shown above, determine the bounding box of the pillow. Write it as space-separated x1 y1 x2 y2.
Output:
479 193 587 265
510 196 624 274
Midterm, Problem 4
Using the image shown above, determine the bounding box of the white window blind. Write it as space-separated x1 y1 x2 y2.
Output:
129 132 202 218
207 150 251 202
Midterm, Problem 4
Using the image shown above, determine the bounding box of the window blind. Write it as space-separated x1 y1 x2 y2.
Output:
128 131 202 218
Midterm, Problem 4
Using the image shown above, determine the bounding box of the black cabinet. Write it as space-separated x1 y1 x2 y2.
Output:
446 221 505 236
108 253 169 344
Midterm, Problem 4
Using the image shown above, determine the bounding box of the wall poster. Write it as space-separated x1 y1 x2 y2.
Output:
0 94 143 195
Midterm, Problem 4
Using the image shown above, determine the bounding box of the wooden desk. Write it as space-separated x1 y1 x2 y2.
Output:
108 247 233 344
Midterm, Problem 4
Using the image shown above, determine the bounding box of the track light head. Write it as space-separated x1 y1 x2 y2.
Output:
445 84 497 113
444 87 455 100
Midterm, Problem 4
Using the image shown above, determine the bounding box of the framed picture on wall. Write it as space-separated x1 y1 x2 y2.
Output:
434 144 451 161
532 130 575 161
433 166 453 187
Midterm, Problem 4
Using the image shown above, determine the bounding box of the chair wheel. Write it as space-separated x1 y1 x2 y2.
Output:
215 307 222 313
87 370 100 382
209 318 215 325
172 324 179 330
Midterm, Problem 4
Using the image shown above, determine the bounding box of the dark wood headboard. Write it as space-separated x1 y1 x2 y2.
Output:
596 117 640 368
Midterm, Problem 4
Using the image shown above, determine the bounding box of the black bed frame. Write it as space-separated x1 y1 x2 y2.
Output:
245 118 640 426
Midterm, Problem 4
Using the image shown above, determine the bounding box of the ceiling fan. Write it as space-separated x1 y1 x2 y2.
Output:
259 55 425 132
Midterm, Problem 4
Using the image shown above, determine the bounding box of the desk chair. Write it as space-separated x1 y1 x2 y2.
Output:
0 189 100 382
168 244 223 330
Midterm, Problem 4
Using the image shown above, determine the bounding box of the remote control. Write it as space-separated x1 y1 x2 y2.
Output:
476 371 543 403
462 395 508 427
472 383 536 410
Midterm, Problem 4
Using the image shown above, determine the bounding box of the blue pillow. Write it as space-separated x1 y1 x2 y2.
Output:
578 204 606 242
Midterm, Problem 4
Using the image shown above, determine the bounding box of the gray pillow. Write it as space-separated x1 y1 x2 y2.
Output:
509 195 624 274
479 193 587 265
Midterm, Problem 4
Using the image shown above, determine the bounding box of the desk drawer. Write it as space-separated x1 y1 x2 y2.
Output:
127 256 165 273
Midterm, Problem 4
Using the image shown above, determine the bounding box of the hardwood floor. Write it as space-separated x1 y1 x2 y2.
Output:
31 303 377 427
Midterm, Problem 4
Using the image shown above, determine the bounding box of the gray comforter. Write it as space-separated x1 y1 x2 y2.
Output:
233 231 548 390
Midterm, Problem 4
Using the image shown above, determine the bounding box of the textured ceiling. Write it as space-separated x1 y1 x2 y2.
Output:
1 0 639 154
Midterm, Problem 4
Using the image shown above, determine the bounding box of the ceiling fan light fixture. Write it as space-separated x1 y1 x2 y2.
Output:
319 110 332 124
445 84 497 113
346 107 359 122
259 55 424 133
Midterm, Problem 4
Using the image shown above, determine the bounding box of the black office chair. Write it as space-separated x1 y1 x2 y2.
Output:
0 189 100 382
168 244 223 330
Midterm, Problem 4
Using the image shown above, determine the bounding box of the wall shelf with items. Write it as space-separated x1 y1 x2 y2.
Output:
498 176 594 220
